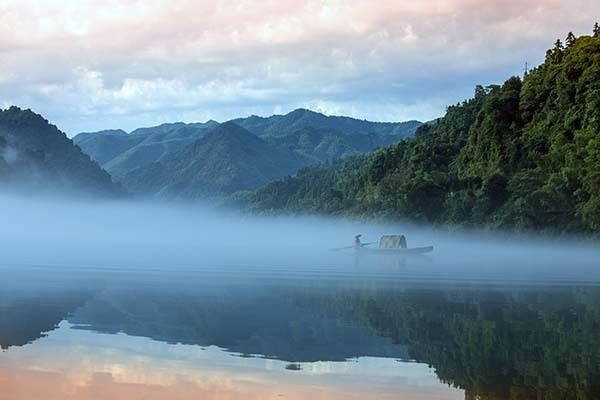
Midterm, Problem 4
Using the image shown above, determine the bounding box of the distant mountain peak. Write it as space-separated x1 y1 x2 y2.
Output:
204 121 251 139
232 108 422 138
83 129 127 136
211 120 246 132
122 119 310 198
195 122 264 150
73 121 217 176
129 122 187 135
287 108 320 116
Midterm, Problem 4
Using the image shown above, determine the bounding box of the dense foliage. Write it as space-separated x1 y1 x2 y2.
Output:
249 29 600 234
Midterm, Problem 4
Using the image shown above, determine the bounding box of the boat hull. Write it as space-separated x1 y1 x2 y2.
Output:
357 246 434 256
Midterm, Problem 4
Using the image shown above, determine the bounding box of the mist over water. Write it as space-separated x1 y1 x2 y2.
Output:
1 193 598 284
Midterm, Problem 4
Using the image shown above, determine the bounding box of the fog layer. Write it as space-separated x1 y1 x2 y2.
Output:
1 194 598 284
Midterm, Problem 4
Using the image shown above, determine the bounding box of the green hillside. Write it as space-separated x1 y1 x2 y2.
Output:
121 122 311 198
248 28 600 234
264 127 402 163
73 121 218 178
0 107 122 196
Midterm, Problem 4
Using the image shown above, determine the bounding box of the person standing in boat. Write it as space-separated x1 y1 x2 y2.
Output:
354 234 363 249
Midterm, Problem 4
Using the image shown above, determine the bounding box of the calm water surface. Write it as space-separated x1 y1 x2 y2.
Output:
2 250 600 400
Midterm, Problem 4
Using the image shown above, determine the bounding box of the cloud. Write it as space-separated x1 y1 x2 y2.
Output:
0 0 599 134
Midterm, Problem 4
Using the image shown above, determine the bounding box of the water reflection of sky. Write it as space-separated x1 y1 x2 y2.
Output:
1 321 463 400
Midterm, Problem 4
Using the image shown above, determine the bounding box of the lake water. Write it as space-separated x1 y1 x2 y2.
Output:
2 251 600 400
1 199 600 399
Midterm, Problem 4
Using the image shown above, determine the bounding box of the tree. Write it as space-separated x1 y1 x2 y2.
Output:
554 38 564 50
594 22 600 37
566 32 576 47
474 85 486 98
545 39 565 63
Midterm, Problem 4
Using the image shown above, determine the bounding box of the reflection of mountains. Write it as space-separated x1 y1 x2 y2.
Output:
0 290 90 349
293 286 600 400
3 274 600 399
0 267 104 350
67 286 408 362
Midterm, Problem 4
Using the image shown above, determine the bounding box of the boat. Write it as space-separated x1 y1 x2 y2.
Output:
356 235 433 256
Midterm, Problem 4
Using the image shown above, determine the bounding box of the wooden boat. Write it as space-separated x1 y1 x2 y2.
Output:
357 245 434 256
355 235 433 257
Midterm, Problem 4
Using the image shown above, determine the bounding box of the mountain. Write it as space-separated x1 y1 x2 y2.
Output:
72 129 134 164
0 107 122 196
73 110 422 197
232 108 421 137
73 121 218 178
121 122 311 198
74 111 420 178
246 29 600 234
265 127 401 163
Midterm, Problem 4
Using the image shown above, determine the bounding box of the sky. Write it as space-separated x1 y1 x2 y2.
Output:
1 0 599 136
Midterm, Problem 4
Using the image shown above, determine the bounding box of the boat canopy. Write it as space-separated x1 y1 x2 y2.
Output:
378 235 407 249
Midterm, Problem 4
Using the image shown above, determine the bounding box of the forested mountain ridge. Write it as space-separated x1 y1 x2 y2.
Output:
248 28 600 234
74 109 421 195
122 122 311 198
73 110 421 199
0 106 122 196
73 121 219 178
232 108 422 138
264 127 402 163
